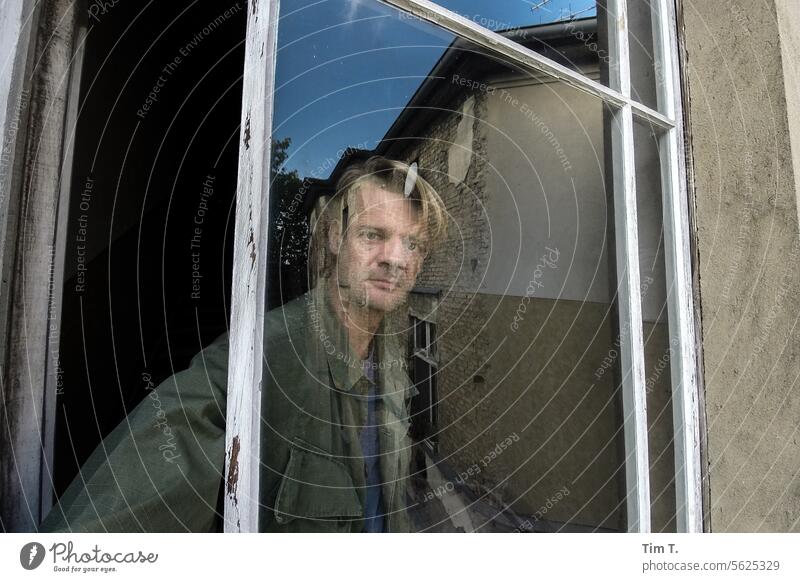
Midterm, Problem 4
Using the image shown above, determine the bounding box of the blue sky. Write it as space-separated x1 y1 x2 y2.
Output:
273 0 596 177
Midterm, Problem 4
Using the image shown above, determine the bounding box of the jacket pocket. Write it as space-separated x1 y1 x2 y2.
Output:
273 436 363 530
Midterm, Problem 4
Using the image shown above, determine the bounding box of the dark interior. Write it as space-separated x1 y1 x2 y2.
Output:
53 1 246 500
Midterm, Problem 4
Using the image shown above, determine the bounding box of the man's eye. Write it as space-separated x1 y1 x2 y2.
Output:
363 230 380 241
407 240 417 251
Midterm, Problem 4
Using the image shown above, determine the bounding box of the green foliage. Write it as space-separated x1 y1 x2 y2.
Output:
269 137 310 302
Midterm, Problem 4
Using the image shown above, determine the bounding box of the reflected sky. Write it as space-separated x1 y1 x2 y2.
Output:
273 0 596 177
274 0 451 176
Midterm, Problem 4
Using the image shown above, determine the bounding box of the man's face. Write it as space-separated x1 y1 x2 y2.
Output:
329 184 427 313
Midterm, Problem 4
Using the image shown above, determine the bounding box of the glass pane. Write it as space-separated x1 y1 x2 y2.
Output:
626 0 660 110
415 319 426 351
634 117 676 532
262 0 630 532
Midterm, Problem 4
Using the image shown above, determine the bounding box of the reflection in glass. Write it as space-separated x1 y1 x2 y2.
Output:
626 0 660 110
261 0 629 532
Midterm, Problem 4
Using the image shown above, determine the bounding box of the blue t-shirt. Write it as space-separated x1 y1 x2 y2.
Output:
360 347 385 532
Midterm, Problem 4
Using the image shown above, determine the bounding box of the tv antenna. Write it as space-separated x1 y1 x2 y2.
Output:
560 3 595 22
530 0 552 24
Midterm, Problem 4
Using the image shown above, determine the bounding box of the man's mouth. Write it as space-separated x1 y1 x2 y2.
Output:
368 278 398 291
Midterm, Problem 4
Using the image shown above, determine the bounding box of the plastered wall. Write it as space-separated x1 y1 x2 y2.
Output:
683 0 800 532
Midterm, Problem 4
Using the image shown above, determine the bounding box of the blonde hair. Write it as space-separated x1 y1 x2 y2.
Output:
309 155 447 283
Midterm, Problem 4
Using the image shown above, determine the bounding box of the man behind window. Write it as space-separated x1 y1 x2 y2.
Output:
40 155 446 533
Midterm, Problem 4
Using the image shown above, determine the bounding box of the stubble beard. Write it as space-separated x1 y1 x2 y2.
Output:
342 279 408 314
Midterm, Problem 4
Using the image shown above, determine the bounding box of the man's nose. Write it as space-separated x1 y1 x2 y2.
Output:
378 236 409 270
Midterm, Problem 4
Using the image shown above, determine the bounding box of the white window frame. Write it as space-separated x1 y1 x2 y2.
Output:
411 316 436 362
409 315 438 451
225 0 702 533
0 0 79 532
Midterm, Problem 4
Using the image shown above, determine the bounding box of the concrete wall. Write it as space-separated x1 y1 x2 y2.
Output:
683 0 800 532
776 0 800 228
481 79 609 304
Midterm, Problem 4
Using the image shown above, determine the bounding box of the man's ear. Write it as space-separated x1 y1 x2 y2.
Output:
327 219 342 257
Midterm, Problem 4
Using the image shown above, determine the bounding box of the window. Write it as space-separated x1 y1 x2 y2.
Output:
409 311 439 451
226 0 701 533
0 1 247 532
0 0 698 534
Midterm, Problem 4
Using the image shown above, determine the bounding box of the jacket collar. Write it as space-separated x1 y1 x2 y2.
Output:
308 283 416 408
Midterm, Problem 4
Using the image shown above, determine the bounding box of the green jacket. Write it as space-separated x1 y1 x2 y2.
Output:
40 285 417 533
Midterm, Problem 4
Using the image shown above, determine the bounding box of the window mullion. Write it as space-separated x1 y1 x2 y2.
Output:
606 1 631 97
652 0 703 533
611 104 652 533
607 0 652 533
630 100 674 131
224 0 281 533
